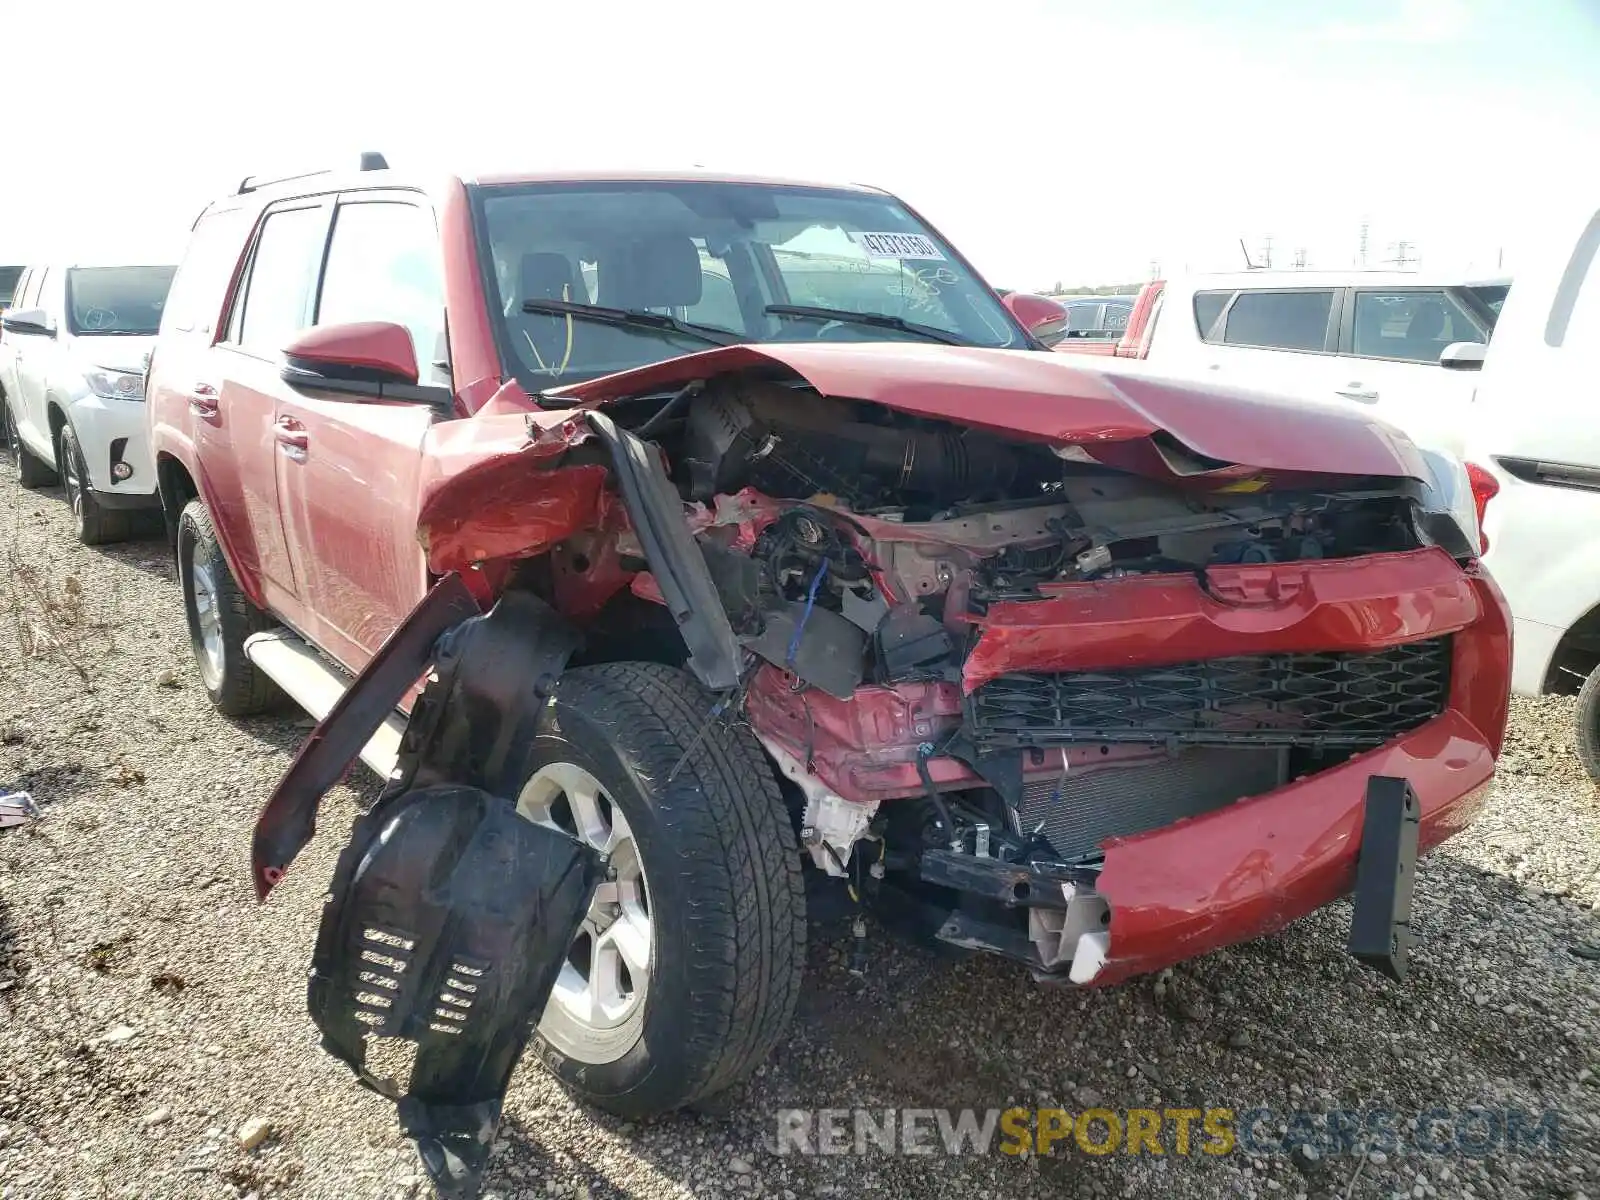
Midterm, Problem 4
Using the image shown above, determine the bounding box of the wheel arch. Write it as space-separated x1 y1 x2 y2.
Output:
45 396 69 466
1543 599 1600 694
156 451 200 548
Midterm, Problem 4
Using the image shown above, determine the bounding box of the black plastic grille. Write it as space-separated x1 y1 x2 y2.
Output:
967 638 1451 749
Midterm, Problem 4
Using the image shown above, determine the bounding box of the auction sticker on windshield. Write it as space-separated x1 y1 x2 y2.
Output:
853 232 947 260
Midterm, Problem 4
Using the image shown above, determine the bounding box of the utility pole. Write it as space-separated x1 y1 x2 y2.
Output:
1385 240 1415 269
1357 220 1370 268
1261 236 1274 269
1148 259 1160 281
1293 246 1308 269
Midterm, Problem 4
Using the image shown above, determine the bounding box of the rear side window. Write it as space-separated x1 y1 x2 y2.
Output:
1351 290 1482 363
315 200 446 383
233 205 329 357
0 266 23 307
1193 291 1231 341
165 209 253 336
1546 208 1600 349
1221 290 1334 352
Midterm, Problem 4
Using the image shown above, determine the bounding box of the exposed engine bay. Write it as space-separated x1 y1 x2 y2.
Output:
551 374 1468 982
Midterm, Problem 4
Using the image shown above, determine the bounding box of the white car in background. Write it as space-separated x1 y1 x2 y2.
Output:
1061 271 1508 455
0 263 175 543
1465 200 1600 777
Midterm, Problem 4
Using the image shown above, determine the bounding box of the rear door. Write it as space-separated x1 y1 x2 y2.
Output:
273 191 445 671
14 269 64 455
0 267 31 417
1333 286 1489 452
203 199 333 624
1197 287 1343 400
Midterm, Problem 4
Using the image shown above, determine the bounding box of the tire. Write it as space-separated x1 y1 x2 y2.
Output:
58 423 132 546
2 396 56 488
177 498 282 716
498 661 805 1120
1575 663 1600 783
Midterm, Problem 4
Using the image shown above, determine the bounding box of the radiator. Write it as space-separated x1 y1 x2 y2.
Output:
1018 747 1288 863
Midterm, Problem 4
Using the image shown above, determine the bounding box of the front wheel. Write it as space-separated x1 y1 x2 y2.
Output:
58 423 132 545
498 661 805 1120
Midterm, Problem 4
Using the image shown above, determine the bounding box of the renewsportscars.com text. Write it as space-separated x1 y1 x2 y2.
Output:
774 1106 1563 1159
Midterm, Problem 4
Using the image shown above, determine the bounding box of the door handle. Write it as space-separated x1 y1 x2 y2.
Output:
189 382 220 417
1335 385 1379 402
273 418 309 452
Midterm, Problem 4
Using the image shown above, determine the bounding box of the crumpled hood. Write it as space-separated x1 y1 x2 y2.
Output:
541 342 1430 482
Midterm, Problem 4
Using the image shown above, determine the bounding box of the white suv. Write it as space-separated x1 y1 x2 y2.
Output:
0 263 175 543
1464 200 1600 776
1067 271 1507 455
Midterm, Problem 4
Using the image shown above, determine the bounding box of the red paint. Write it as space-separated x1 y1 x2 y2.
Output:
547 341 1431 482
962 547 1482 692
150 164 1516 988
283 321 419 381
1001 292 1068 342
1087 573 1510 985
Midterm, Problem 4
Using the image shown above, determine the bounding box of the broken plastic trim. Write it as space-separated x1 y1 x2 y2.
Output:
585 410 742 691
307 590 589 1197
251 573 482 899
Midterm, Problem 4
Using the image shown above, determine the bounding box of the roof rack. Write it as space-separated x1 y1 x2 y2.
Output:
236 151 389 196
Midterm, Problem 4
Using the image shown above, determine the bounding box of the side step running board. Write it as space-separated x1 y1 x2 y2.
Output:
244 630 406 778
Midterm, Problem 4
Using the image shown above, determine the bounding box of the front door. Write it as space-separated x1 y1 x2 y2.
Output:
200 199 333 622
273 192 447 671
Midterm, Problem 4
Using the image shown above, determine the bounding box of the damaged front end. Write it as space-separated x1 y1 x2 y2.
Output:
253 344 1509 1184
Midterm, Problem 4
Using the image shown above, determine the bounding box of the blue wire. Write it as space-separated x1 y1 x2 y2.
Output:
786 559 830 665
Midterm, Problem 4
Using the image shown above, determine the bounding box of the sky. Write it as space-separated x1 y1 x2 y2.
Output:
2 0 1597 289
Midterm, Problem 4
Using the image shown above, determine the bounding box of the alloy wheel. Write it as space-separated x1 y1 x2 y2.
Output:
188 556 226 691
516 761 653 1055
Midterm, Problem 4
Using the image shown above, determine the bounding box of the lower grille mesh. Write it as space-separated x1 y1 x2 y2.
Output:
1020 748 1287 862
969 638 1451 750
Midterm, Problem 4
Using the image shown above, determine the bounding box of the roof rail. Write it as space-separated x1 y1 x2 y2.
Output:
236 151 389 196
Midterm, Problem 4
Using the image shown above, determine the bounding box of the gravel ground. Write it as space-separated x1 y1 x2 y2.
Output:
1 464 1598 1200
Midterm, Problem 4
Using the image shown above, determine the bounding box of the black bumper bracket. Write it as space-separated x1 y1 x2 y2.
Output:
1347 775 1421 982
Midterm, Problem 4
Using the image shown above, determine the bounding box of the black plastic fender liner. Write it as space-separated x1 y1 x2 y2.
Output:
310 783 603 1199
585 411 742 691
251 572 482 899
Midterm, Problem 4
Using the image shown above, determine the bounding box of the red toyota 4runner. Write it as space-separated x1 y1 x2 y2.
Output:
148 157 1511 1123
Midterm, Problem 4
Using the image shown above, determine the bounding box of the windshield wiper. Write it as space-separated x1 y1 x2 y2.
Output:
764 304 969 346
520 299 745 347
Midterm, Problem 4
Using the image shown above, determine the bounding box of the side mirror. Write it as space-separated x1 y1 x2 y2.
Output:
1439 341 1487 371
1 307 56 337
1001 292 1069 347
280 321 450 408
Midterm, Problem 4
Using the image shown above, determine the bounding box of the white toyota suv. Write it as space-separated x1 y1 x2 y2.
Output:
1465 198 1600 776
0 263 175 543
1060 271 1507 456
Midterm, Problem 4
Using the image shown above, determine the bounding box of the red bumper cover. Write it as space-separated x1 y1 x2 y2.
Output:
1087 566 1511 985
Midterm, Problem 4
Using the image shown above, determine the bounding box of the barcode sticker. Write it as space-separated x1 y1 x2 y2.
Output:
852 232 947 261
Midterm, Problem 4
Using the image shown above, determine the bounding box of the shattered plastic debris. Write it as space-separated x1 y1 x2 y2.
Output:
0 791 39 830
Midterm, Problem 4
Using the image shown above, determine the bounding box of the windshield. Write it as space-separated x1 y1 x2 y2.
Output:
474 181 1026 386
65 265 176 335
